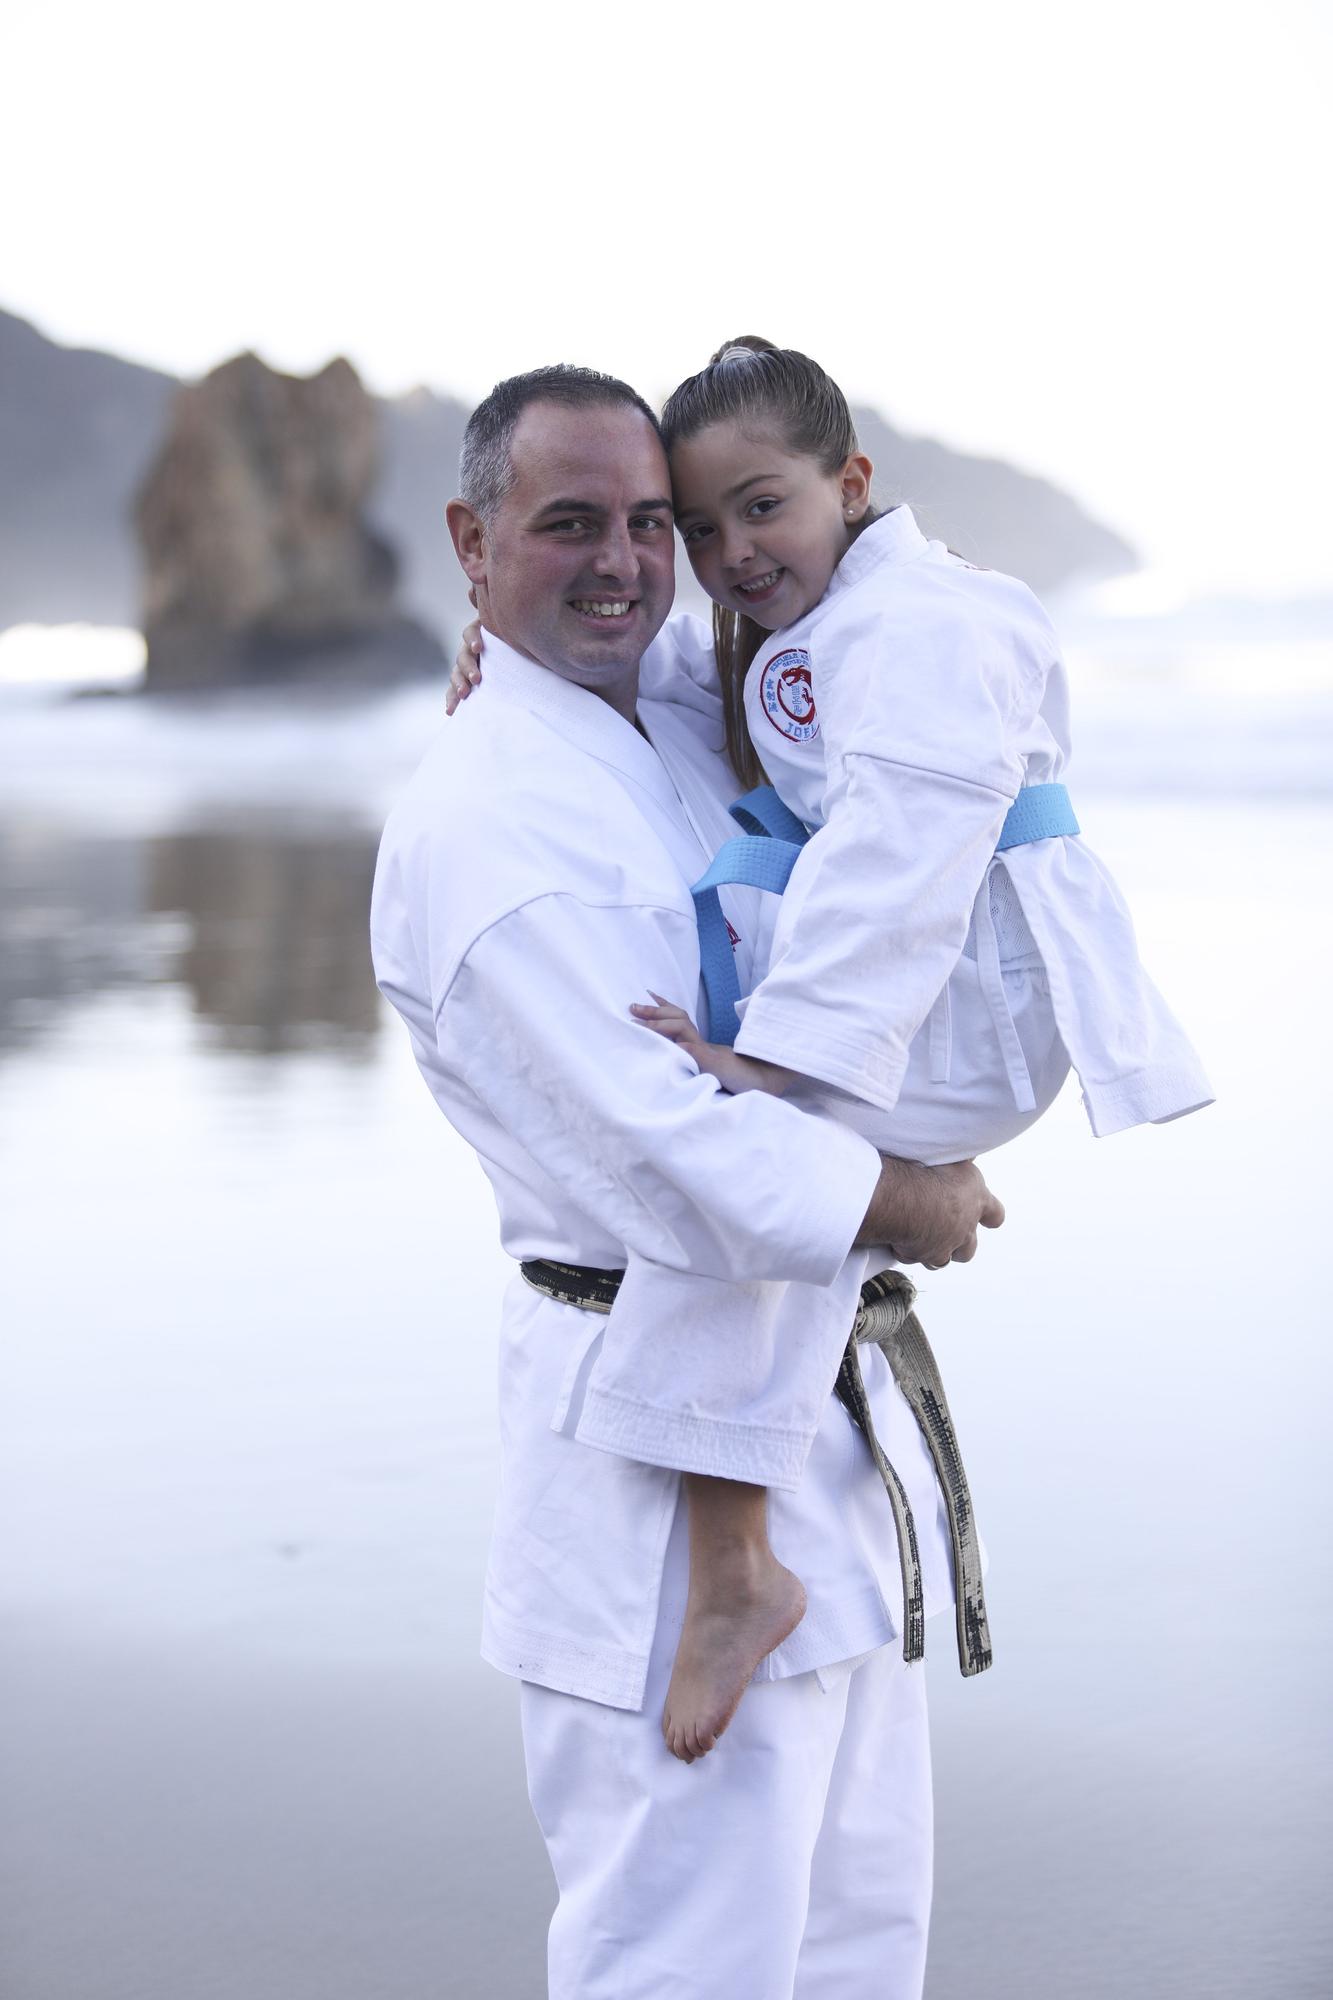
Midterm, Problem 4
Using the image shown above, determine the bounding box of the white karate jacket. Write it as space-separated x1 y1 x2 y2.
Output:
733 507 1213 1138
371 629 955 1710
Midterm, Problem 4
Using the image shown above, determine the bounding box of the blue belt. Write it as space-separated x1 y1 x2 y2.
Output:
692 781 1079 1047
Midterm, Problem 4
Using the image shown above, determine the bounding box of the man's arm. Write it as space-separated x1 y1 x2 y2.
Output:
628 996 1004 1265
428 892 996 1280
433 892 877 1288
430 889 1000 1285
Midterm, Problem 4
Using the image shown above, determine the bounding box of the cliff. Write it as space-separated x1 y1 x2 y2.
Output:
0 308 1138 657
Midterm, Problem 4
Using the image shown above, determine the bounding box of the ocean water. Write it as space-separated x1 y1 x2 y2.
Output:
1 634 1331 1998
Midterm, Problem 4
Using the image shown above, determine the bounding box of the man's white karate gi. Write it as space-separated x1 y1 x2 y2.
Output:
372 620 959 1997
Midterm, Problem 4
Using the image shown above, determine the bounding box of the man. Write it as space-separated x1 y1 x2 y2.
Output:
370 367 1002 1998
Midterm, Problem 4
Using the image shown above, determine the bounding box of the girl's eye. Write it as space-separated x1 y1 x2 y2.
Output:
746 497 780 519
680 523 713 546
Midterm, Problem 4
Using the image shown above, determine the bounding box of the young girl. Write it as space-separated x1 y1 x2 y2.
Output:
449 338 1212 1761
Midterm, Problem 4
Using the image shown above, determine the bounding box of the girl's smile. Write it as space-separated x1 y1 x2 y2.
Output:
669 420 873 631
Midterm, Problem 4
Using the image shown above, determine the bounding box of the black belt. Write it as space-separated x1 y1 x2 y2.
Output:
520 1258 992 1677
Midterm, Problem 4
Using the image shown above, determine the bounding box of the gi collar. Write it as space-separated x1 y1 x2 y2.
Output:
472 629 684 814
823 504 931 600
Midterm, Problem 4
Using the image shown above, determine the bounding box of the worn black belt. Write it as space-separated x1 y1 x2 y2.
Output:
520 1257 992 1677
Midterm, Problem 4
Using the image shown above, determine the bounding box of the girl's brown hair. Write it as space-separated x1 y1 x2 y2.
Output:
661 336 870 787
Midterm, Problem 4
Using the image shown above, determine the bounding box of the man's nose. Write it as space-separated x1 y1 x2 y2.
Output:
591 521 638 580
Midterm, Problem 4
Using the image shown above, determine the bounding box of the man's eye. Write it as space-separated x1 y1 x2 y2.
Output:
549 518 589 534
632 515 669 534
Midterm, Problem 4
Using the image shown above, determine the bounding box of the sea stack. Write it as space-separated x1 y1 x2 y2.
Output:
135 352 445 691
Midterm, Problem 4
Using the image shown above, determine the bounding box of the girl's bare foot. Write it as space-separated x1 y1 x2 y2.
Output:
662 1482 807 1762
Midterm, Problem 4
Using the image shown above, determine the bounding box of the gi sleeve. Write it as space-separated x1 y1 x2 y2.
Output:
734 585 1049 1111
434 890 881 1287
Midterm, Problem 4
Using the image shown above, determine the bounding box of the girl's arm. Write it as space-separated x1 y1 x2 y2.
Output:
629 994 797 1097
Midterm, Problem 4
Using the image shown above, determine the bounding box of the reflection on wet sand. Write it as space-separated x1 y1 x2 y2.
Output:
152 824 380 1054
0 814 381 1059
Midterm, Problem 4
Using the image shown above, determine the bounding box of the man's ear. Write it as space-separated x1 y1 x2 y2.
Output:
839 453 874 518
446 499 488 587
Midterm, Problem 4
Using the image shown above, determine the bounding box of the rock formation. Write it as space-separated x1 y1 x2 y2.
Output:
134 352 444 690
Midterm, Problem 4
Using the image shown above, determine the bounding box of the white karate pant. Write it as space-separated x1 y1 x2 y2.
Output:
520 1607 933 2000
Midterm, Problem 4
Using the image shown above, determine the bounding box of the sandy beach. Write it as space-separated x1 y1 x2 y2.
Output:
2 673 1331 1997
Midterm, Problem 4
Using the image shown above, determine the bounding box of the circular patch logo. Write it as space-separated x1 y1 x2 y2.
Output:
758 648 819 742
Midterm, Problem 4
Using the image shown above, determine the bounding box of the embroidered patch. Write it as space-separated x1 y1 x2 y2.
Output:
758 648 819 742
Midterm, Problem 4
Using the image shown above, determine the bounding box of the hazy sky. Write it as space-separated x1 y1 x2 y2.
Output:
3 0 1329 597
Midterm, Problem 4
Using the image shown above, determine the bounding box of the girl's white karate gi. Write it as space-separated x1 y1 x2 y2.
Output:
733 505 1212 1148
578 511 1212 1478
371 630 955 1997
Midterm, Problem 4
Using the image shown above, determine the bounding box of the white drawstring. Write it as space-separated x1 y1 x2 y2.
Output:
928 983 953 1083
971 873 1037 1112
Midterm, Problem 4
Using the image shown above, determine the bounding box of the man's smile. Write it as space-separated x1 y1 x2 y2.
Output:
569 597 637 621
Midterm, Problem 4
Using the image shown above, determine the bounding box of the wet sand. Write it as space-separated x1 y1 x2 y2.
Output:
2 730 1331 1995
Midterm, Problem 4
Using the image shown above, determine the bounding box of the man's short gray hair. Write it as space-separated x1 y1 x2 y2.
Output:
459 365 663 522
